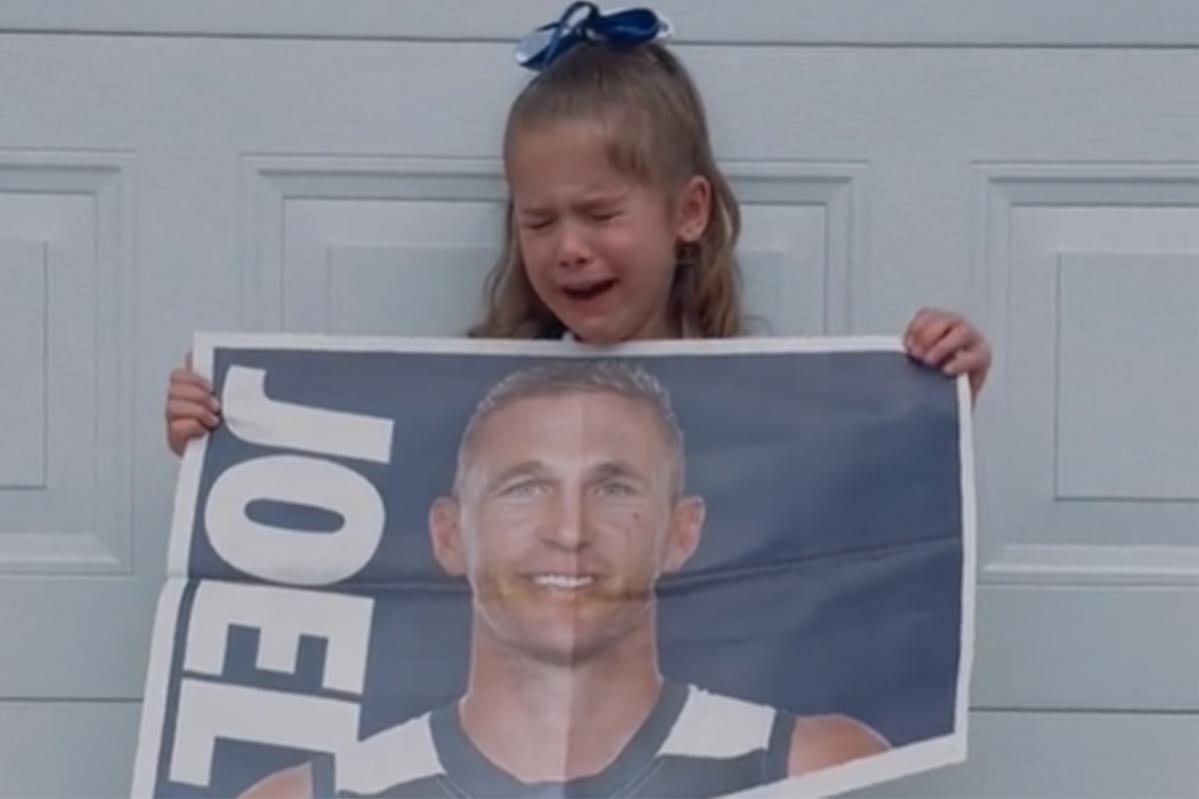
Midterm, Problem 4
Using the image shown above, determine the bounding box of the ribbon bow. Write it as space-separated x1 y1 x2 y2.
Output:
514 2 673 71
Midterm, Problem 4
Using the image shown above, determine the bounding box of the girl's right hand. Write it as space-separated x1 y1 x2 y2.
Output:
166 352 221 456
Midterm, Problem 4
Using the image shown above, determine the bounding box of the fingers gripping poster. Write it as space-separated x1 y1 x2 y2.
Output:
133 334 976 799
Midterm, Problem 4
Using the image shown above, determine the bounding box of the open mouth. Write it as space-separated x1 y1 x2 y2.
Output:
562 279 618 302
529 573 597 591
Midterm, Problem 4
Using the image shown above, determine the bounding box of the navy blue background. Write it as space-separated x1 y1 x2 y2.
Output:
154 346 963 797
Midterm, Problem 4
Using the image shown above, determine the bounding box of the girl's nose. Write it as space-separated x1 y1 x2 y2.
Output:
555 224 592 269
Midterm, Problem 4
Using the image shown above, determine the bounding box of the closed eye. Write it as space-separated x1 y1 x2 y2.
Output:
587 206 623 223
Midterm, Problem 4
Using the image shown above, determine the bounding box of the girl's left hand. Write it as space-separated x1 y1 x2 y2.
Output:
904 308 991 401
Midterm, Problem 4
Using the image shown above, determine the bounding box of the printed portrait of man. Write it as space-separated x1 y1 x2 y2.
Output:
242 360 890 799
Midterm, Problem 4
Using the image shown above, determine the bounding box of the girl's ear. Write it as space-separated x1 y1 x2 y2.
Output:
429 497 467 577
675 175 712 243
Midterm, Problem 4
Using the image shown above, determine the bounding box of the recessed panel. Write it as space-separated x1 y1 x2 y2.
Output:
0 155 132 573
1056 252 1199 501
975 167 1199 588
739 204 827 335
327 244 499 336
0 240 47 488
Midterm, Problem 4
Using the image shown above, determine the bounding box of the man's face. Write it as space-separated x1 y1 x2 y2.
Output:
430 390 704 665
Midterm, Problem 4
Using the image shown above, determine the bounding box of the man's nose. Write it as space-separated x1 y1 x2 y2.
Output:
540 490 591 551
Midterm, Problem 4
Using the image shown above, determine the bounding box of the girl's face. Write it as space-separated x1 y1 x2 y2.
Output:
507 120 709 343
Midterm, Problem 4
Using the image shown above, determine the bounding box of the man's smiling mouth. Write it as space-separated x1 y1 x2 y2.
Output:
529 573 596 590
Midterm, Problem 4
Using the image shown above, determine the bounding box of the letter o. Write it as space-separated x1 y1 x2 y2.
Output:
204 455 384 585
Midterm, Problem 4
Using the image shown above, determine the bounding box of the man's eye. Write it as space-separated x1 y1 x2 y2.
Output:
596 481 636 497
502 480 545 497
591 210 620 222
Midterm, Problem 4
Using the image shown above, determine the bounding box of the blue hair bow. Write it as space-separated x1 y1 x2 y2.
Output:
514 2 673 71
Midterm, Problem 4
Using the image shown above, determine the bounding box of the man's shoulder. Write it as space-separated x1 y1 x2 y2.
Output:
660 684 890 774
788 713 890 774
678 684 780 723
658 684 782 760
621 684 794 798
238 764 313 799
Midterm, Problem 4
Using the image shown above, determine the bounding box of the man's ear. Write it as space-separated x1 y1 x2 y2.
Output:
429 496 467 577
675 175 712 244
663 496 705 573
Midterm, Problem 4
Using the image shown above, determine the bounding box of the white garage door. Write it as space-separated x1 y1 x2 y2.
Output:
1 2 1196 796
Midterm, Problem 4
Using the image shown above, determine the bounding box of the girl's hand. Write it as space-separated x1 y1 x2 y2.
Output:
904 308 991 401
165 352 221 456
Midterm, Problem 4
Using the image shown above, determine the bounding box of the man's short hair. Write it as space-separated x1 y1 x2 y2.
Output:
454 360 686 496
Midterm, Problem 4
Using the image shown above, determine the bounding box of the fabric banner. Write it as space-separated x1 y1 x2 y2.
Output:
133 334 976 798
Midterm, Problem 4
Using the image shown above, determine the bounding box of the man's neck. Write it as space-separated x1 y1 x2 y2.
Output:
458 623 663 783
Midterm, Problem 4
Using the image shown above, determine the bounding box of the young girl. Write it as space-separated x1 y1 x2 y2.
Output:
165 3 990 456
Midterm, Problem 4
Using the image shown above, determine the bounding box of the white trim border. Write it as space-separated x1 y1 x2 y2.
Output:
2 0 1195 46
191 331 905 357
131 579 187 798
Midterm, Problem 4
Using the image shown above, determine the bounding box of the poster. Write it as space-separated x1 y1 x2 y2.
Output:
133 334 975 798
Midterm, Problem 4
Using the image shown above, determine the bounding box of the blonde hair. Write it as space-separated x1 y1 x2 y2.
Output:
469 41 744 339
